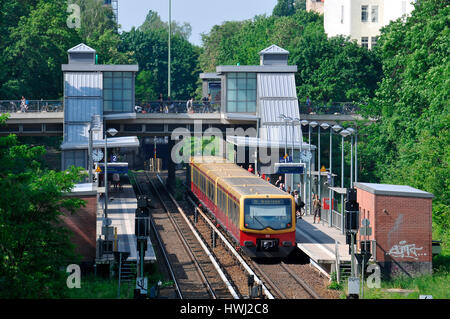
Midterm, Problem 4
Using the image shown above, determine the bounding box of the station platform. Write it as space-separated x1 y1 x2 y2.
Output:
96 184 156 264
295 213 351 278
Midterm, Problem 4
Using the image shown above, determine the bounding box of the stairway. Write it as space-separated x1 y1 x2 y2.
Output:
119 261 135 283
339 261 352 282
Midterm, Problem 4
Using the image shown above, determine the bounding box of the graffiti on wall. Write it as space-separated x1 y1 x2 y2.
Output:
387 240 426 260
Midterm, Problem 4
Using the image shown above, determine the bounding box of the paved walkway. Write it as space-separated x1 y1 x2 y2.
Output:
296 213 351 263
96 184 156 263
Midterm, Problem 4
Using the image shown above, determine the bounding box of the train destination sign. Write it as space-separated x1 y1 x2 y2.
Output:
274 162 305 174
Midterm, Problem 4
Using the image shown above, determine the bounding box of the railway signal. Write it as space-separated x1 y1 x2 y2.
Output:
344 188 360 299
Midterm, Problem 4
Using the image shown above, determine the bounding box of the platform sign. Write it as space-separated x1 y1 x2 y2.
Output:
275 162 304 174
279 156 293 163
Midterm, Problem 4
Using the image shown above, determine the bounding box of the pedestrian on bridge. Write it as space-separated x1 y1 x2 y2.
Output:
20 96 28 112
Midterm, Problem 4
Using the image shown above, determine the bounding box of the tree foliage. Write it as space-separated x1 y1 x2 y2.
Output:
120 22 200 102
0 0 132 99
199 10 382 102
0 114 85 298
358 0 449 250
273 0 296 17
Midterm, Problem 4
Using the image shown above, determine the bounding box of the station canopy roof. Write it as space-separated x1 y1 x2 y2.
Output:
61 136 140 150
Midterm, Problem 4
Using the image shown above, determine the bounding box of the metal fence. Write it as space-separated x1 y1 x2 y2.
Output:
135 100 221 114
299 102 360 115
1 99 359 116
0 100 63 113
320 208 343 231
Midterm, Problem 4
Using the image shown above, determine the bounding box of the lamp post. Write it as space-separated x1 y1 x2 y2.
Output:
319 122 330 204
339 129 351 233
104 127 118 219
300 120 310 214
309 121 320 213
88 115 101 183
329 124 342 226
292 118 301 191
347 127 356 187
168 0 172 98
278 114 288 160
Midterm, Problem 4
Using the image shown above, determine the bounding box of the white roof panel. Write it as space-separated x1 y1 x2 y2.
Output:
68 43 96 53
259 44 289 55
355 183 434 198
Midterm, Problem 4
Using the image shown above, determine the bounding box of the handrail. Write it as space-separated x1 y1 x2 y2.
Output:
0 100 63 113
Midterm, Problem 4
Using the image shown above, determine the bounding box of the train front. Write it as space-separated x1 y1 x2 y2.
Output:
240 196 296 258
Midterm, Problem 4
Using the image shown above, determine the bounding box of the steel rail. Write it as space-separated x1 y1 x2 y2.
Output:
183 189 275 300
154 173 240 299
129 171 183 299
280 262 321 299
147 174 219 299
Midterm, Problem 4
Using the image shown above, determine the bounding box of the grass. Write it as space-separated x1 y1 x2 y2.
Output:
337 254 450 299
65 275 134 299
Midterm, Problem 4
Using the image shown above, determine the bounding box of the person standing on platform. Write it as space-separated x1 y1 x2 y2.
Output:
275 175 283 188
313 194 321 223
248 164 254 174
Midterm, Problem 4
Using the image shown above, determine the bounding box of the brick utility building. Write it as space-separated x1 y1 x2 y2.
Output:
60 183 98 266
354 182 434 278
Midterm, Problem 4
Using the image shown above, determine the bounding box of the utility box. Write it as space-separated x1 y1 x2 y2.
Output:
354 183 434 278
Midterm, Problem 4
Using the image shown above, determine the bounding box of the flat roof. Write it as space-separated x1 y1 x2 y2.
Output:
216 65 297 74
199 72 221 80
61 136 140 150
62 64 139 72
354 182 434 199
65 183 97 196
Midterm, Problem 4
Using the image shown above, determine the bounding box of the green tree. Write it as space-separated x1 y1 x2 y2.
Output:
359 0 450 251
199 10 382 102
0 114 86 298
0 0 82 99
120 25 200 102
273 0 296 17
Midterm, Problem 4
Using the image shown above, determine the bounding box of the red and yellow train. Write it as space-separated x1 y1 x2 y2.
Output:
188 156 296 258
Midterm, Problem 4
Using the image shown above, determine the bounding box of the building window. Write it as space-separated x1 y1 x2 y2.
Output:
340 5 344 24
371 36 378 48
361 37 369 49
361 5 368 22
103 72 133 113
226 73 257 113
371 5 378 22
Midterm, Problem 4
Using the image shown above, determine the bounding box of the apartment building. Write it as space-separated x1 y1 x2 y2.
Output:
322 0 416 49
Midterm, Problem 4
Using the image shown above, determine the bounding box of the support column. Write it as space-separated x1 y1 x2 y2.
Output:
168 137 176 185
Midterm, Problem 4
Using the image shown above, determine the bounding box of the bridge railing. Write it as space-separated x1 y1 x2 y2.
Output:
0 100 63 113
299 102 360 115
135 100 221 114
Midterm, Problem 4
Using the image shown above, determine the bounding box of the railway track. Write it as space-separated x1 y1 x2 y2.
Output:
130 171 237 299
131 170 326 299
178 178 321 300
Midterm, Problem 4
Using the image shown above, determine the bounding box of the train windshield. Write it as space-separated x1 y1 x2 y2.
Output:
244 198 292 230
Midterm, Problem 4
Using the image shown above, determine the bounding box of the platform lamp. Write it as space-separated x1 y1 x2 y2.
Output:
300 120 310 213
278 114 288 161
104 127 118 219
291 118 301 191
328 124 342 226
339 129 351 233
88 115 102 183
309 121 320 209
346 127 356 188
318 122 330 204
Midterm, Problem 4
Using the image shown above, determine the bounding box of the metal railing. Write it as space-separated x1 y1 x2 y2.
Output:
299 102 360 115
0 99 360 116
135 100 221 114
0 100 63 113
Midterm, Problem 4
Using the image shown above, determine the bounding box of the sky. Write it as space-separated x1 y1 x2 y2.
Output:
118 0 278 46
